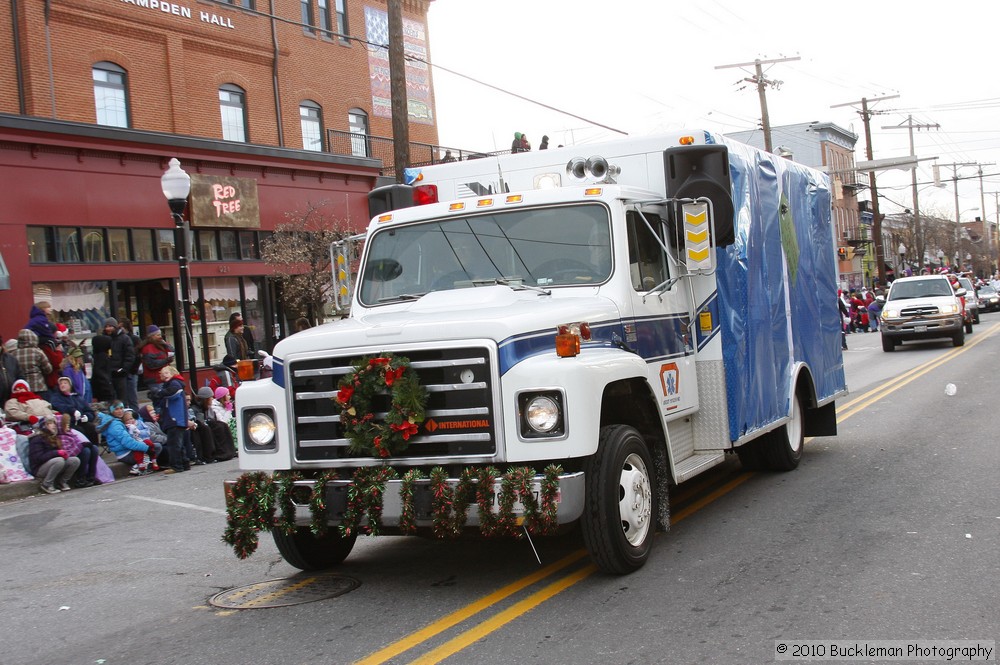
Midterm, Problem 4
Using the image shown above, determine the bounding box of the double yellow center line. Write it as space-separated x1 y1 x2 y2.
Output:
358 323 998 664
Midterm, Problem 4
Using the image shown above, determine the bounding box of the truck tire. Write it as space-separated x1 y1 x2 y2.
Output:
965 319 973 334
881 335 895 352
272 527 357 571
953 329 965 347
759 392 804 472
581 425 657 575
736 438 765 470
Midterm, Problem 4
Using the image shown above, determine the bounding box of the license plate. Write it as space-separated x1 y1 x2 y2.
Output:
914 325 927 333
491 488 540 513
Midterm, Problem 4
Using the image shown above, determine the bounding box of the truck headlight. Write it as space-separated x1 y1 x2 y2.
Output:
939 304 959 315
244 409 277 450
883 308 900 318
518 391 565 438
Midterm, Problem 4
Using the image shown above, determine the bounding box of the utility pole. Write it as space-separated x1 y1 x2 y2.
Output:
832 94 898 287
990 192 1000 276
882 115 938 274
937 162 977 270
716 56 800 153
978 165 997 275
387 0 410 183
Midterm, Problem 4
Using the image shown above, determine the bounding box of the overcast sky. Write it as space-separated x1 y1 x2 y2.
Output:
425 0 1000 225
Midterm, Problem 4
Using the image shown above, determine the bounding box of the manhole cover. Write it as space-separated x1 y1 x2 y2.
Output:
210 574 360 609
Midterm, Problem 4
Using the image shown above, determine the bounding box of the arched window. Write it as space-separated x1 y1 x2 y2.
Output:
219 84 248 142
300 100 323 151
348 108 369 157
93 62 130 128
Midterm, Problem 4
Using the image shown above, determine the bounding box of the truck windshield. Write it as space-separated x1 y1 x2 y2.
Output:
887 278 953 300
358 204 612 305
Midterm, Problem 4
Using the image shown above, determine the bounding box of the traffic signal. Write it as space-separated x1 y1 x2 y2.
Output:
837 247 848 260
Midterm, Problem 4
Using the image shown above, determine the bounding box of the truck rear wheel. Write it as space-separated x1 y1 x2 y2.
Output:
759 392 804 471
953 329 965 347
272 527 357 571
965 320 973 334
581 425 657 575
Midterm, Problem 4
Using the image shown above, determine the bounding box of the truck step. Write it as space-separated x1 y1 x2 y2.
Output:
673 452 727 483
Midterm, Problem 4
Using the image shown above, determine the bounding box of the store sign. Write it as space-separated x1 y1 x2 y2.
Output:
119 0 235 30
190 174 260 229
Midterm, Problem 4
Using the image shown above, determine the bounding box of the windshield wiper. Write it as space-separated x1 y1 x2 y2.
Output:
377 292 426 303
472 278 551 296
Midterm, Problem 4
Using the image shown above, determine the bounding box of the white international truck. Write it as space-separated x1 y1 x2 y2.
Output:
226 130 847 574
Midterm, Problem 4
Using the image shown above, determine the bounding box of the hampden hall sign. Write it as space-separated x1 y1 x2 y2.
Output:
119 0 236 29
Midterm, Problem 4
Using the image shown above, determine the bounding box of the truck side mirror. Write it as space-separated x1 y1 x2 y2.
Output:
368 184 415 217
663 145 735 247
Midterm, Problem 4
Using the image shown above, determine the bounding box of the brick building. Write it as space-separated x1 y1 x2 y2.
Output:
0 0 437 383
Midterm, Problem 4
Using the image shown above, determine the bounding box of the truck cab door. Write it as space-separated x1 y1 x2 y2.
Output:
621 207 699 419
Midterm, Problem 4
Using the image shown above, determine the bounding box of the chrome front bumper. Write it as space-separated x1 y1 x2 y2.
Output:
224 471 586 528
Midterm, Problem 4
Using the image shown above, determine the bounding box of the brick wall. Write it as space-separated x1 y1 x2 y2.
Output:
3 0 438 149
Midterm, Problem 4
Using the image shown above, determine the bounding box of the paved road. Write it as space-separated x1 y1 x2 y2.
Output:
2 316 998 665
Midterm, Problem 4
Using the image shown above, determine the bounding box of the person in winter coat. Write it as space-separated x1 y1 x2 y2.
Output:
0 335 24 405
95 401 158 474
104 318 136 410
4 379 57 434
138 325 174 392
49 376 99 445
191 386 237 462
511 132 524 154
138 404 168 467
56 412 99 488
90 332 115 403
155 365 191 474
12 329 53 398
224 316 250 361
28 414 80 494
60 347 91 405
24 302 57 348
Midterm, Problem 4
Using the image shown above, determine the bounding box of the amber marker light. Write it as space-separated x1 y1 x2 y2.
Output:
377 214 393 223
477 198 494 207
583 188 603 196
448 202 466 211
505 195 523 204
679 135 695 145
555 321 591 357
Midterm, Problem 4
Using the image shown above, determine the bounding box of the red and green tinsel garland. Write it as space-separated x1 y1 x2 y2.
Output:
333 354 428 458
223 464 565 559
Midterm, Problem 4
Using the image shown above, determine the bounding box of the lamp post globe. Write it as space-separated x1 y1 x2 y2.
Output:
160 157 198 390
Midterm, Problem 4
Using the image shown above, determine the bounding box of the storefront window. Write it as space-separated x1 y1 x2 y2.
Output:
82 228 106 262
244 277 265 353
57 228 80 262
198 230 219 261
194 277 243 364
220 230 239 261
157 229 175 261
27 227 56 263
33 281 112 347
108 229 130 262
134 229 155 261
239 231 258 259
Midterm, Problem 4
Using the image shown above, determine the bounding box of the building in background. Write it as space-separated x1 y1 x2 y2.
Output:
728 122 863 290
0 0 436 383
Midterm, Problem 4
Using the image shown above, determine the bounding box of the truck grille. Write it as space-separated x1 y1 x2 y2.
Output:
289 347 496 462
899 305 940 317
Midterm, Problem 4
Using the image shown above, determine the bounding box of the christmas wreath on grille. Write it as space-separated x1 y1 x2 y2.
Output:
334 354 428 458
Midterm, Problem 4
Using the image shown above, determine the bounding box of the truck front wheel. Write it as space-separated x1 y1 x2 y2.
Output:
581 425 657 575
272 527 357 571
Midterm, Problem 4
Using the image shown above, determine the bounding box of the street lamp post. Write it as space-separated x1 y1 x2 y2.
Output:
160 158 198 390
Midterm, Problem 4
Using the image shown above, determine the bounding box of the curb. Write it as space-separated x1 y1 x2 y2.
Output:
1 451 135 503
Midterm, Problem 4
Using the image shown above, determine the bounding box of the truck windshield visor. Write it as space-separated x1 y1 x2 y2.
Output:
358 204 612 305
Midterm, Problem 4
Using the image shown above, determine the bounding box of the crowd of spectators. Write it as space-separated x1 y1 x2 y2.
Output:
0 303 239 494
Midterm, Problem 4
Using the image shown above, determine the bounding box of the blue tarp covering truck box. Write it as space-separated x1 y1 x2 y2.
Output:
716 135 844 442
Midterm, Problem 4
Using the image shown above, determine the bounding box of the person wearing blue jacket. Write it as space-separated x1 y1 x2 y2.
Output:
95 402 158 474
49 376 99 444
155 365 190 474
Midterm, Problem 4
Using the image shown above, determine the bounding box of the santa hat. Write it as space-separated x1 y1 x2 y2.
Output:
11 379 30 393
55 323 69 338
